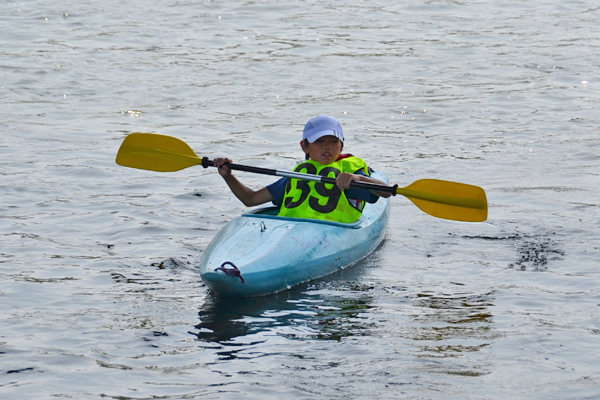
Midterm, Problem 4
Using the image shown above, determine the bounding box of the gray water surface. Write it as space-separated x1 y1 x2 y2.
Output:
1 1 599 399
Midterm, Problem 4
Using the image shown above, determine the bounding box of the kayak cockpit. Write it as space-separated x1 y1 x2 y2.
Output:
242 206 363 229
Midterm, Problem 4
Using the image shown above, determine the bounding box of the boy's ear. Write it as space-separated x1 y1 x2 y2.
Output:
300 140 309 154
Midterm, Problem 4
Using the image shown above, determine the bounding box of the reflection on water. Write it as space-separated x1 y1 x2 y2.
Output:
192 279 376 345
413 291 494 327
407 290 496 376
191 278 498 379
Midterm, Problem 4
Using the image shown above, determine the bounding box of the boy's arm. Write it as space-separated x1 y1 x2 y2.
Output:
223 174 274 207
214 158 274 207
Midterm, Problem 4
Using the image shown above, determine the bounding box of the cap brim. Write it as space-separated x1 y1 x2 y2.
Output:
305 130 344 143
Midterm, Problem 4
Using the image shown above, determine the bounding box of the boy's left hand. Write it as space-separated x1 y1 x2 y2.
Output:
336 172 359 191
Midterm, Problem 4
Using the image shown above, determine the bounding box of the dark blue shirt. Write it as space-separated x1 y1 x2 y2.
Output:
266 170 380 208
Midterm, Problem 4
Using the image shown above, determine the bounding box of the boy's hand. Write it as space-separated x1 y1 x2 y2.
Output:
213 157 233 178
336 172 359 190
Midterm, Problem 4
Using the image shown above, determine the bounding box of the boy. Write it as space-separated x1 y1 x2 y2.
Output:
213 115 391 223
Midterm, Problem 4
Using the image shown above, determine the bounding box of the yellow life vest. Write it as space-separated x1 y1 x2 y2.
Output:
278 156 369 223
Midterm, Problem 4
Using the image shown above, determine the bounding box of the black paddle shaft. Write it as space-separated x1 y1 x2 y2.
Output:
201 157 398 195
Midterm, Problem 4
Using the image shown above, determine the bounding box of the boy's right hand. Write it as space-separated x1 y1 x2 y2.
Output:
213 158 233 178
336 172 359 191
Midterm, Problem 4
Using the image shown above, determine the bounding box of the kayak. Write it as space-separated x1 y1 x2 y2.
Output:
199 171 391 297
200 171 390 296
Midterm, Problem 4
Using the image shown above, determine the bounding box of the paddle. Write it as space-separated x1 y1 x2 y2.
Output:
116 132 488 222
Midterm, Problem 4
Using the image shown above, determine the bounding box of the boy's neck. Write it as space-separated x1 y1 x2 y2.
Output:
307 154 353 164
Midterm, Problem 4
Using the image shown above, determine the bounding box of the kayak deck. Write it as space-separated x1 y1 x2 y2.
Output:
200 172 390 297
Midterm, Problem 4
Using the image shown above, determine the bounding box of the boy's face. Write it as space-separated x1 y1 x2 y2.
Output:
301 135 343 165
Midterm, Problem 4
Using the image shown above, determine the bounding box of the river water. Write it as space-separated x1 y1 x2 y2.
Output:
1 0 599 398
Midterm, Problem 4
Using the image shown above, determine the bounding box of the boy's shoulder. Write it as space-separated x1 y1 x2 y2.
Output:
335 154 369 173
336 153 355 161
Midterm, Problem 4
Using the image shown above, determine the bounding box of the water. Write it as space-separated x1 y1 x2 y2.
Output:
1 0 599 398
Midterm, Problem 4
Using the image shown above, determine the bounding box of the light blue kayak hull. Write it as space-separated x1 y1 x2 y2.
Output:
200 172 390 297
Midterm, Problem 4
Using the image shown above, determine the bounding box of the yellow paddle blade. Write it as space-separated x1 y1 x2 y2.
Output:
115 133 203 172
398 179 488 222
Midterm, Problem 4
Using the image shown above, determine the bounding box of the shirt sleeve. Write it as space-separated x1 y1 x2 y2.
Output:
266 177 288 208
